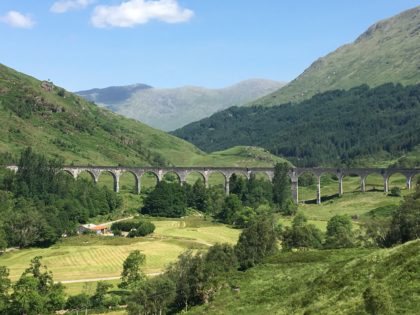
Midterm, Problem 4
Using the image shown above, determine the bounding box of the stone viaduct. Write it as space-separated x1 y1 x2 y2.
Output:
5 166 420 204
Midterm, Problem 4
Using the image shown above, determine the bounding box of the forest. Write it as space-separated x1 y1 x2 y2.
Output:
0 148 122 249
173 83 420 167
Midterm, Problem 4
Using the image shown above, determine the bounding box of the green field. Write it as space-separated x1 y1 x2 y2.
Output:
0 175 416 299
0 217 240 286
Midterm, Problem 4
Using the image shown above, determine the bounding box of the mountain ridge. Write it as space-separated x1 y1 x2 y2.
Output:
0 63 285 168
250 5 420 106
76 78 285 131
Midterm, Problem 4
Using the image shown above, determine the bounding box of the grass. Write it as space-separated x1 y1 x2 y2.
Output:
189 240 420 314
1 176 416 297
64 279 121 296
295 173 411 228
0 217 240 290
252 6 420 107
0 64 284 168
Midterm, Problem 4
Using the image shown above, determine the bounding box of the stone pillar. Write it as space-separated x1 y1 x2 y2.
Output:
178 171 187 187
136 176 141 194
406 176 412 190
291 179 298 204
204 173 209 188
384 177 389 193
360 177 366 192
338 176 343 196
114 175 120 193
225 175 230 196
316 176 321 204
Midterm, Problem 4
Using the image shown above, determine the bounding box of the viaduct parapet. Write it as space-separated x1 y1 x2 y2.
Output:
5 166 420 204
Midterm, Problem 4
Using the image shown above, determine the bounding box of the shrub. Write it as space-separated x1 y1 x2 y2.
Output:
204 243 238 275
66 293 91 310
282 213 324 250
111 220 155 237
57 88 65 97
389 187 401 197
385 185 420 246
324 215 355 249
363 283 394 314
235 216 277 270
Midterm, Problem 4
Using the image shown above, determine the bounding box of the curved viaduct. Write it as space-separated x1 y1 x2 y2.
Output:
5 166 420 204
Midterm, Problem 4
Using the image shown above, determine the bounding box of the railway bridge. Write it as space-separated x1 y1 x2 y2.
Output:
5 166 420 204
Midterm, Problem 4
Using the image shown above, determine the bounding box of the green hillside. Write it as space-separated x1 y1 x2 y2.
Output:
252 6 420 107
0 64 284 167
189 240 420 314
173 84 420 167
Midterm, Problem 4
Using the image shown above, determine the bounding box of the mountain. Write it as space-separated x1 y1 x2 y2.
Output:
0 63 286 167
76 79 285 131
76 83 152 105
251 6 420 107
172 84 420 167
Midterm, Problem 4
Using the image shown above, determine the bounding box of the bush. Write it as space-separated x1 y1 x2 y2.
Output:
385 185 420 246
235 216 278 270
282 213 324 250
113 229 122 237
389 187 401 197
281 199 298 216
363 283 394 314
103 294 121 308
111 220 155 237
66 293 91 310
324 215 355 249
205 243 238 275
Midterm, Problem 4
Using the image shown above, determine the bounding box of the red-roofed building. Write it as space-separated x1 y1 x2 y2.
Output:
78 224 109 235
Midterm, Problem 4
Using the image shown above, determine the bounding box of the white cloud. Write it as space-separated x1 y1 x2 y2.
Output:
0 11 35 29
51 0 95 14
91 0 194 28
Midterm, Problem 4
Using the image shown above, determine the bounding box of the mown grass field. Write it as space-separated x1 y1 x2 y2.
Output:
0 217 240 291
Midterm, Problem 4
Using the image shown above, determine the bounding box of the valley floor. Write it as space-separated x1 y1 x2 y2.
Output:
0 176 417 314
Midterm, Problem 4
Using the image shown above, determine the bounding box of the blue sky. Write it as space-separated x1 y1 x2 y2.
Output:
0 0 418 91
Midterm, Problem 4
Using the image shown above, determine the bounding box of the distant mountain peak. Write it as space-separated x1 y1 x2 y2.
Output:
77 83 152 104
76 79 286 131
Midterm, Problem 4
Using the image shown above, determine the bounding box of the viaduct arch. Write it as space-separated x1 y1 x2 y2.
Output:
5 166 419 204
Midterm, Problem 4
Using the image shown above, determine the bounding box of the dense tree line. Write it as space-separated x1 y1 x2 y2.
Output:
140 163 296 226
0 148 122 248
173 83 420 166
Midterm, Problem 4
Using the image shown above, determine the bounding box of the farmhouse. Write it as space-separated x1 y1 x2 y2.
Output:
78 224 109 235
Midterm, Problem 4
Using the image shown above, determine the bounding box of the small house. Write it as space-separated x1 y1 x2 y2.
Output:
78 224 108 235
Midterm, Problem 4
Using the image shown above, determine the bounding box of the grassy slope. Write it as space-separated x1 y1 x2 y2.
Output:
190 240 420 315
0 217 240 283
252 6 420 106
0 64 285 167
